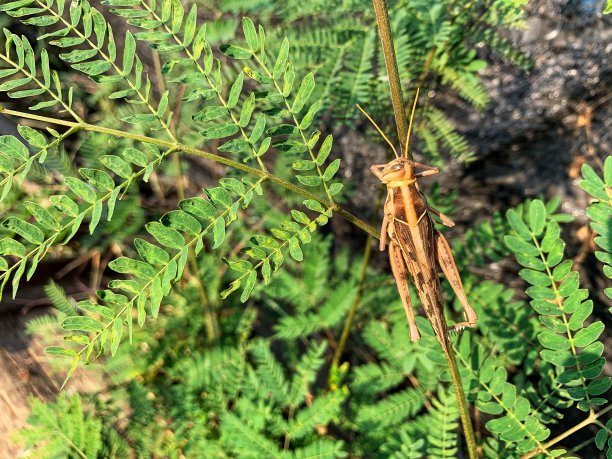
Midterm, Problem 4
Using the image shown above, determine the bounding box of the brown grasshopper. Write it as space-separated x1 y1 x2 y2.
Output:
358 92 477 346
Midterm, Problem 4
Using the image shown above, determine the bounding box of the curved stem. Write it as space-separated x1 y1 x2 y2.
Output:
371 0 409 156
0 106 378 238
520 404 612 459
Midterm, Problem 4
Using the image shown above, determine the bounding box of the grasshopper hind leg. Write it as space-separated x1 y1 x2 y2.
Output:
433 230 478 332
389 241 421 341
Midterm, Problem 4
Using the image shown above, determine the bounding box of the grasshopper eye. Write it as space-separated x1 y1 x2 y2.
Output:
391 163 404 172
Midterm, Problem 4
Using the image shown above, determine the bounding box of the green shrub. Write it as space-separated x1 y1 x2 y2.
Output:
0 0 608 457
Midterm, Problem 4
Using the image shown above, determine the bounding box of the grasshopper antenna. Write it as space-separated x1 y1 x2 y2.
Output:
403 87 420 158
356 104 399 158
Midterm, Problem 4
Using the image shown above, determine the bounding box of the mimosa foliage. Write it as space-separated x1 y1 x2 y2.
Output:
16 393 127 458
580 157 612 304
0 1 607 458
0 0 341 382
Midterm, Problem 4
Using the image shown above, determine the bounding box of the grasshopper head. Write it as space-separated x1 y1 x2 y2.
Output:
374 158 415 184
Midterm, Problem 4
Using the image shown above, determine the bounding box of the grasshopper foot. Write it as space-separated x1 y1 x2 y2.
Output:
448 326 465 336
447 321 477 336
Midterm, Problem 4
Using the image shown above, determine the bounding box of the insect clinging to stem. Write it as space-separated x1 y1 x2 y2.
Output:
358 88 478 347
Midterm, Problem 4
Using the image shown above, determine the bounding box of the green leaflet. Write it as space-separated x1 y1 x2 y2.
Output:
79 168 115 192
239 93 255 127
218 139 250 154
100 155 133 179
109 257 156 279
24 201 60 231
17 125 46 148
206 187 232 209
242 17 259 52
527 200 546 236
65 177 97 203
273 38 289 80
122 148 149 167
110 318 123 356
315 135 333 166
212 216 225 249
78 300 114 320
200 124 239 140
161 210 202 236
0 237 26 257
72 60 112 76
322 159 340 182
60 49 98 64
146 222 185 250
3 216 44 245
61 316 103 333
45 346 77 357
227 72 244 109
220 44 252 59
192 105 227 123
179 197 216 220
291 73 315 113
123 30 136 74
134 238 170 266
0 135 28 161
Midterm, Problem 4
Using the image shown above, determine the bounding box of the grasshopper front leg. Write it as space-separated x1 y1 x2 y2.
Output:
413 162 440 178
370 165 386 180
389 241 421 341
434 230 478 332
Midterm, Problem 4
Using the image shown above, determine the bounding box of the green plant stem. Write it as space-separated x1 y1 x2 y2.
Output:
187 253 219 341
371 1 477 455
371 0 409 155
328 191 382 388
520 404 612 459
444 341 478 459
0 106 378 238
415 46 437 89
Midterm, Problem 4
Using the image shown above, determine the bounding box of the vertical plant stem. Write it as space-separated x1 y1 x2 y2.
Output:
328 192 383 388
371 1 478 456
415 46 437 89
371 0 409 155
445 341 479 458
188 253 219 341
172 154 185 200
